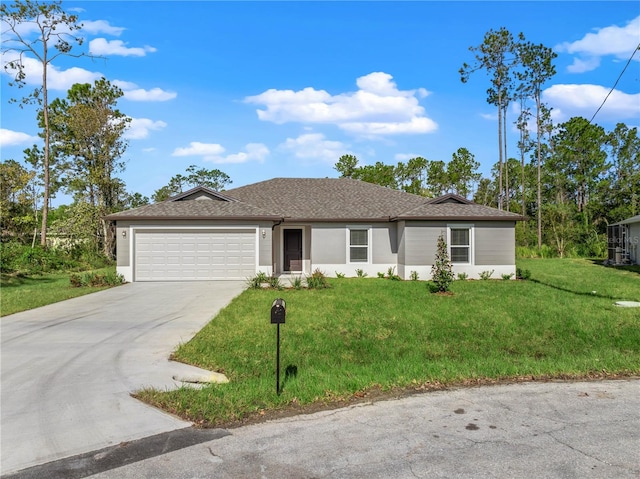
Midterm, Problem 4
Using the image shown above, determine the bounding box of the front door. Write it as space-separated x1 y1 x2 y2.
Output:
283 229 303 272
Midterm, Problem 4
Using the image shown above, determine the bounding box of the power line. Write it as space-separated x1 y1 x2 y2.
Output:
589 43 640 124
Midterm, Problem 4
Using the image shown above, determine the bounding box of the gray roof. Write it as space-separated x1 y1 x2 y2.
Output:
106 178 524 222
395 202 525 221
224 177 426 220
104 198 279 220
613 214 640 226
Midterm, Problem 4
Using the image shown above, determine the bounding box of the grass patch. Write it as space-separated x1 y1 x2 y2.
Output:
518 258 640 301
137 259 640 427
1 267 120 317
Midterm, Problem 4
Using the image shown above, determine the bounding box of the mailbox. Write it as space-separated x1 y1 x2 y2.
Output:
271 298 286 324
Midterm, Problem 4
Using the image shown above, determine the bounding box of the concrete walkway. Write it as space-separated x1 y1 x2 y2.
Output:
0 281 246 475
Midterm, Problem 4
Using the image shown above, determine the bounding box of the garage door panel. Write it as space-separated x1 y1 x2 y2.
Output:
135 230 256 281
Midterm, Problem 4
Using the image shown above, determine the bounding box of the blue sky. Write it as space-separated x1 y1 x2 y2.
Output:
2 1 639 204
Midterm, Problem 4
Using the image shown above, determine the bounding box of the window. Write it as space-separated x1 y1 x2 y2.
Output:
449 227 471 263
349 228 369 263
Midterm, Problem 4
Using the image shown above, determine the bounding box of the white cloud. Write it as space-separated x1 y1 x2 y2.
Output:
566 57 601 74
124 118 167 140
279 133 350 165
212 143 270 164
543 84 640 121
173 142 226 157
172 142 269 164
89 38 156 57
80 20 126 36
122 87 177 102
114 81 176 102
245 72 437 137
394 153 421 162
1 54 101 91
341 117 437 136
0 128 39 147
556 16 640 73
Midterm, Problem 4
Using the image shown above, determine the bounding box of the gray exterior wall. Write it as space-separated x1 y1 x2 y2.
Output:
116 225 130 267
402 221 447 265
474 222 516 265
309 223 396 266
310 224 346 264
372 223 397 264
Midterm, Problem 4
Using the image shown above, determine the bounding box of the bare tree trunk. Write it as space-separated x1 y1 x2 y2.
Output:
40 41 49 247
503 104 510 212
497 93 504 211
536 94 542 250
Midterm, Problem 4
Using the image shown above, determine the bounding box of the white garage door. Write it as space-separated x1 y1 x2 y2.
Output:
134 229 256 281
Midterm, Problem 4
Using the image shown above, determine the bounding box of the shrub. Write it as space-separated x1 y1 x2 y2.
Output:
306 268 329 289
69 270 124 288
501 273 514 280
457 272 468 281
335 271 345 279
246 271 270 289
0 242 25 273
268 275 283 290
431 235 454 293
0 242 111 275
385 266 401 280
290 276 304 289
479 270 494 280
355 269 367 278
69 273 83 287
377 272 386 278
516 267 531 280
409 271 419 281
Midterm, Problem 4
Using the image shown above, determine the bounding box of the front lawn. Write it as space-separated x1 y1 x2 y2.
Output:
0 268 118 317
137 259 640 427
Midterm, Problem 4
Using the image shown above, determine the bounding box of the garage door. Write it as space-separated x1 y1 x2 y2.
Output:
134 229 256 281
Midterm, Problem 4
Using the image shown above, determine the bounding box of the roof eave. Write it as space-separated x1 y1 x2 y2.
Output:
392 215 527 221
104 214 282 221
282 216 392 223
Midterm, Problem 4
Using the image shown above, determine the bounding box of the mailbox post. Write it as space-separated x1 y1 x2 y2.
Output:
271 298 286 395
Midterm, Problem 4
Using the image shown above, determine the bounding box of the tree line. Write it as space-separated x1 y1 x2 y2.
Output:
333 115 639 257
1 1 637 261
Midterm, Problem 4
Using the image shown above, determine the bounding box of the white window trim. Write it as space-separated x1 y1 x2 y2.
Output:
347 225 372 264
447 224 474 265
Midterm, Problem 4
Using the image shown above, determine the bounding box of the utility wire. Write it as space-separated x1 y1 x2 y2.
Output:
589 43 640 124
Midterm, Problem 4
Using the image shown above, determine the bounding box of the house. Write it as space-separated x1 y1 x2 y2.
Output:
607 215 640 265
105 178 525 282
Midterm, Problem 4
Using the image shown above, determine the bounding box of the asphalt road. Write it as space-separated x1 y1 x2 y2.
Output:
92 379 640 479
7 379 639 479
0 281 246 476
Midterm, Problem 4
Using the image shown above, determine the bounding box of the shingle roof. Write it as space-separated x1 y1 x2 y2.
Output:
106 178 525 222
104 198 279 220
224 177 426 220
395 202 525 221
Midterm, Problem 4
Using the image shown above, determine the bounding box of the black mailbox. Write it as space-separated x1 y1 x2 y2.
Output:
271 298 286 324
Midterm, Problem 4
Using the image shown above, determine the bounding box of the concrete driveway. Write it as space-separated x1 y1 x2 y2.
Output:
0 281 246 475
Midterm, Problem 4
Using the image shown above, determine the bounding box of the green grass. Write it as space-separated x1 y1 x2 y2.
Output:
137 259 640 427
518 258 640 301
0 268 117 317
